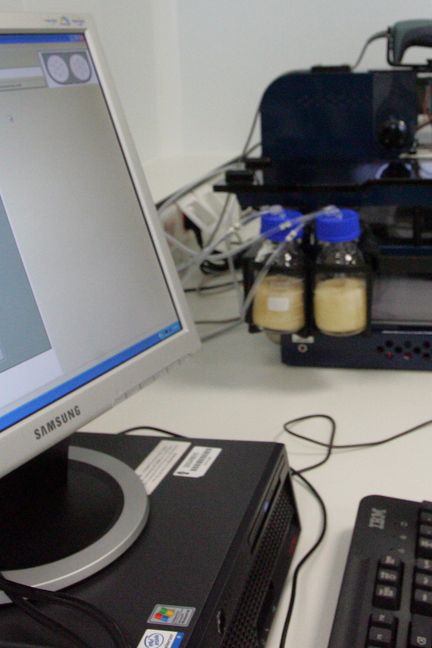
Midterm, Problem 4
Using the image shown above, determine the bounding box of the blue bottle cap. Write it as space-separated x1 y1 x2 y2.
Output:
260 207 303 242
315 208 361 243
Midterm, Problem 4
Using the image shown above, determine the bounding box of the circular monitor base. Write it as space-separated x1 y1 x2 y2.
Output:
0 446 149 604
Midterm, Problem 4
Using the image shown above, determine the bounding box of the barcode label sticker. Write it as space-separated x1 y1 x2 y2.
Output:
135 440 191 494
173 446 221 478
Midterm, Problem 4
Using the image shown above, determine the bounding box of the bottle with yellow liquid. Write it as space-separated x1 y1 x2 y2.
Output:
314 209 367 336
252 208 305 334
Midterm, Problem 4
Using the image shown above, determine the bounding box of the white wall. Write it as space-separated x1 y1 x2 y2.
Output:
0 0 160 162
171 0 432 157
0 2 431 165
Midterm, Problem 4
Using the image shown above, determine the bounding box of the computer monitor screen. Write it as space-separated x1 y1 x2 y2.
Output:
0 15 200 479
0 14 200 598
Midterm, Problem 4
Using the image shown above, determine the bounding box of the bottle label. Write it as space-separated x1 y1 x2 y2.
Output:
267 296 290 312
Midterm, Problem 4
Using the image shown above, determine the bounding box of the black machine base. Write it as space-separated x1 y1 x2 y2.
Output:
281 326 432 370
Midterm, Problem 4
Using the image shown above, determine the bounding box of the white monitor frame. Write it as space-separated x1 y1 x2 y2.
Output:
0 13 200 479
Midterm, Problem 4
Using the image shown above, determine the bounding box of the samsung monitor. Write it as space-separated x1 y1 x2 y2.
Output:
0 13 200 596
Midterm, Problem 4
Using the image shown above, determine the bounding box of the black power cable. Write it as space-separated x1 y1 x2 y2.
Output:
278 469 327 648
5 592 90 648
118 425 188 439
278 413 432 646
277 415 335 648
0 642 57 648
0 574 132 648
351 30 388 70
283 414 432 452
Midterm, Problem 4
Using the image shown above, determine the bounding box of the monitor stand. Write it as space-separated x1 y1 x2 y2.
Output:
0 438 149 604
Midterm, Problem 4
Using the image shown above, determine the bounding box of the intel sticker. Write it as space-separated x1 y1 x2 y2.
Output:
139 629 184 648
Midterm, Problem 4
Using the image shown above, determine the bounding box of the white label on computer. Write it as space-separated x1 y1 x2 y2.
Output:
135 440 191 494
139 629 185 648
174 446 221 478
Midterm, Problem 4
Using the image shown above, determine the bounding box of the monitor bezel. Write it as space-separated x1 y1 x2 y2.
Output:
0 12 200 478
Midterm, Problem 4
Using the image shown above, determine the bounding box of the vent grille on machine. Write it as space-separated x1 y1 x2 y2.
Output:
221 485 295 648
377 338 432 361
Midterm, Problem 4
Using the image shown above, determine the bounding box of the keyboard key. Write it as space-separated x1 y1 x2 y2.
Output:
377 568 399 584
418 538 432 559
416 573 432 590
370 612 396 628
420 525 432 538
417 559 432 574
368 626 393 646
420 511 432 526
409 616 432 647
374 584 399 610
379 555 402 570
413 589 432 616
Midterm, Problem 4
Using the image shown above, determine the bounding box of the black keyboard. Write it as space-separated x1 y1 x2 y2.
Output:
327 494 432 648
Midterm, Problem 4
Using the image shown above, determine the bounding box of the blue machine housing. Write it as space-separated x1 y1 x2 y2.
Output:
219 68 430 211
262 70 416 162
219 67 432 370
261 70 419 208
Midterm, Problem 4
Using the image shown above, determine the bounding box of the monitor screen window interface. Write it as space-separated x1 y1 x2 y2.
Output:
0 13 200 594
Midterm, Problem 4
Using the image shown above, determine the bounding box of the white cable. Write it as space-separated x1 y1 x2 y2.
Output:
240 224 304 321
157 141 262 221
164 198 264 263
175 211 273 272
200 319 243 342
197 223 303 344
165 231 199 256
177 205 339 274
174 214 260 272
196 205 341 343
157 165 236 221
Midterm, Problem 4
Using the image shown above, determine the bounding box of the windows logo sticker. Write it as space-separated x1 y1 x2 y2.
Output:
154 607 175 623
148 604 195 627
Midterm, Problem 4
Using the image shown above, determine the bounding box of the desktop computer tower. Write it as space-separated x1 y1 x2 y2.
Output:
0 432 300 647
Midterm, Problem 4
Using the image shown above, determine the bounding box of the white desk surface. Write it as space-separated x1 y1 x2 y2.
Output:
78 153 432 647
84 278 432 648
